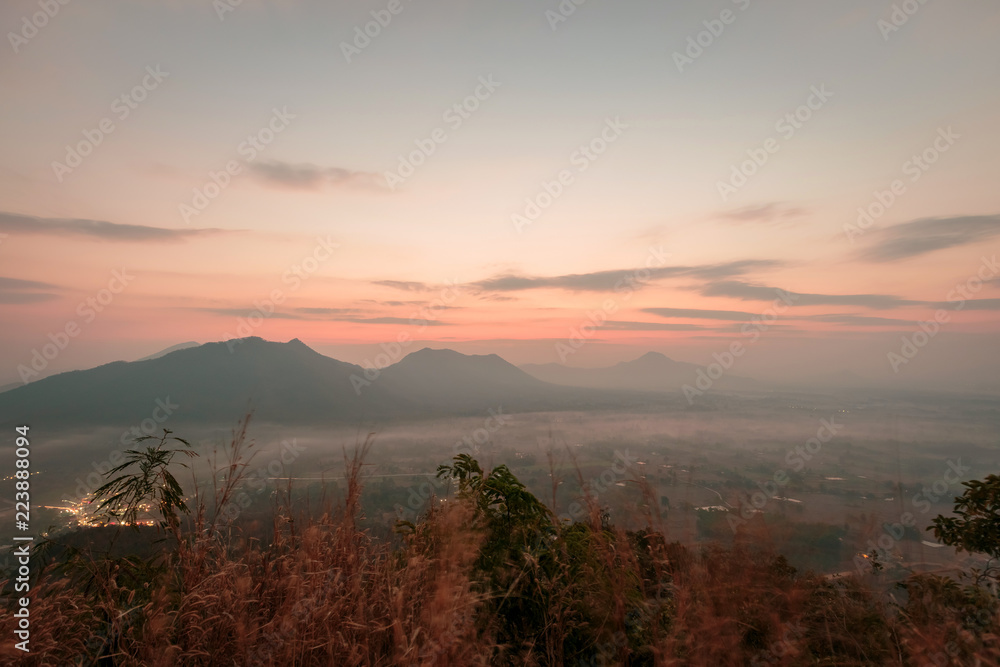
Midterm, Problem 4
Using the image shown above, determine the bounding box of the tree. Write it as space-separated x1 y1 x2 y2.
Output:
931 473 1000 589
436 453 552 538
435 454 557 655
931 474 1000 559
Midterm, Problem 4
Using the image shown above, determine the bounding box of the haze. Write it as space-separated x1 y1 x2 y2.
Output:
1 0 999 392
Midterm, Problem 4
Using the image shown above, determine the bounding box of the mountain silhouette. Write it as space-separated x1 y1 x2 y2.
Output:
0 338 615 430
0 337 406 428
136 341 200 362
378 348 554 411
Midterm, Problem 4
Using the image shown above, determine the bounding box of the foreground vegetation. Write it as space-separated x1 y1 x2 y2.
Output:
3 420 998 665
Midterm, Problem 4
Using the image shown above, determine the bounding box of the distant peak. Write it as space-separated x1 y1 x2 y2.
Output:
222 336 304 346
635 351 672 363
401 348 512 366
215 336 275 351
213 337 318 355
136 341 200 362
227 336 266 345
408 347 464 358
286 337 320 352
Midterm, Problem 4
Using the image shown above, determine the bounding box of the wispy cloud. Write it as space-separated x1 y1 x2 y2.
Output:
0 292 59 304
194 305 450 326
645 307 918 326
719 201 806 224
250 160 384 190
713 323 802 334
472 260 780 293
861 214 1000 261
293 306 452 325
802 314 918 326
476 294 519 302
339 316 449 326
372 280 433 292
643 307 756 321
698 280 1000 313
0 212 233 242
194 307 309 320
700 280 924 309
955 298 1000 311
361 299 418 307
0 275 62 304
0 277 59 290
685 260 783 280
294 307 366 316
599 320 705 331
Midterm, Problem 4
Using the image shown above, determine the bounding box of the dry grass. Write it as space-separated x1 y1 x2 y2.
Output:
2 422 998 666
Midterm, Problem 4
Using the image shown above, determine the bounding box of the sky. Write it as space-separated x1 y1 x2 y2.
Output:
0 0 998 390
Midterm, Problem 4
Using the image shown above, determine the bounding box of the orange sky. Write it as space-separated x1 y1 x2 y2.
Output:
1 0 998 390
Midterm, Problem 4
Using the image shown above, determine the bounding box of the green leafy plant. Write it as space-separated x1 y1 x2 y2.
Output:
438 453 552 529
931 474 1000 559
92 429 197 535
931 473 1000 589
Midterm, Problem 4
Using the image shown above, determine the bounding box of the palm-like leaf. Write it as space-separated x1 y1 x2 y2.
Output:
92 430 197 531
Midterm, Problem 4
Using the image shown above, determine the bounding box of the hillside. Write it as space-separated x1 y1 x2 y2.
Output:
0 337 408 427
0 339 640 430
377 348 558 411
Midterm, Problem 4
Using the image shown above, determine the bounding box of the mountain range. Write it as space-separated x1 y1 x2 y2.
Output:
0 338 738 430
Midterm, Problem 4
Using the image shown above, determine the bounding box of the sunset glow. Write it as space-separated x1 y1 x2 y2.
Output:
1 0 998 390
